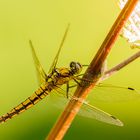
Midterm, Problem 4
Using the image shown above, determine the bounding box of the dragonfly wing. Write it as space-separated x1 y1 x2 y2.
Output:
88 83 140 102
73 77 140 102
50 87 123 126
50 85 69 109
29 40 47 85
79 102 123 126
48 24 70 73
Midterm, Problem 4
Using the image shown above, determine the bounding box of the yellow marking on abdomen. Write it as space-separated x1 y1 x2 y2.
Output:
0 85 50 123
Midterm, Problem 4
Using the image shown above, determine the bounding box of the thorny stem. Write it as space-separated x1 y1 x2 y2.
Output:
47 1 139 140
102 50 140 81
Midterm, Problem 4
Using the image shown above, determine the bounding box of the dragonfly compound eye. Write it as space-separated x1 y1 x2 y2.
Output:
70 61 82 74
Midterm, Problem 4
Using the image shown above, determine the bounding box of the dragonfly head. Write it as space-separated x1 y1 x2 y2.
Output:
70 61 82 75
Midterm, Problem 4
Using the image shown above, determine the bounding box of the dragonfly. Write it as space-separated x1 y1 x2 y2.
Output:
0 25 137 126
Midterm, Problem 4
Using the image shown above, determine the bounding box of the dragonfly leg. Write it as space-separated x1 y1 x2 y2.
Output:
69 84 78 88
75 77 93 87
66 83 79 97
66 82 69 98
75 74 93 83
82 64 89 67
73 78 83 86
76 74 84 77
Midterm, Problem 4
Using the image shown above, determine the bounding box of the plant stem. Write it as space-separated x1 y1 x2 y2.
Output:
46 0 139 140
102 50 140 81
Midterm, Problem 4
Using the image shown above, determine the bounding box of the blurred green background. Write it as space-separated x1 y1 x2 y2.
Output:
0 0 140 140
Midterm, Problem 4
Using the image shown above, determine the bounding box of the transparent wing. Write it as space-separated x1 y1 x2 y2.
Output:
29 40 47 85
89 83 140 102
79 102 123 126
52 79 140 103
50 87 123 126
70 76 140 102
48 24 70 73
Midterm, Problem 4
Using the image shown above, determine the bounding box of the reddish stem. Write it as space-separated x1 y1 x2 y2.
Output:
102 50 140 80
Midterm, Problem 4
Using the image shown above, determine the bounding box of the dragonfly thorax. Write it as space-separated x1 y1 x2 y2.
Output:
69 61 82 75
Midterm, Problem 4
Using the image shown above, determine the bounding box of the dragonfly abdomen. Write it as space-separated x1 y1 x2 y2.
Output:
0 84 51 123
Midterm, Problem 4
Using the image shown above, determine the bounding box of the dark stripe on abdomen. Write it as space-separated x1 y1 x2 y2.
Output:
0 85 50 123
